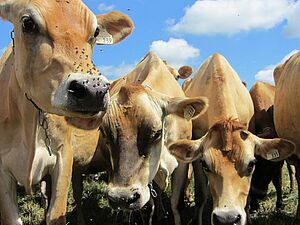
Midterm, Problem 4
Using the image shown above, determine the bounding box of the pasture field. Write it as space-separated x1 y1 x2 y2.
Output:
18 163 297 225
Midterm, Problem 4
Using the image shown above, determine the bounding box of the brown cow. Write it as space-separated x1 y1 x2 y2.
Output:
169 119 295 225
274 50 300 225
71 52 208 225
0 1 133 224
171 53 254 225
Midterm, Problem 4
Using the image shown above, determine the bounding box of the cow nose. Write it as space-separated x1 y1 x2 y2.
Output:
67 75 110 113
107 194 127 209
107 191 141 210
68 80 87 99
128 192 141 205
212 211 241 225
68 79 110 99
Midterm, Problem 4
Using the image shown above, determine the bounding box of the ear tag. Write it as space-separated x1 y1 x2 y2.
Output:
96 29 113 45
266 149 280 160
184 105 196 121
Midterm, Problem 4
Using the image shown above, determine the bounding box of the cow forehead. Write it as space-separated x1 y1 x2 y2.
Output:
203 129 255 173
103 93 163 131
30 0 96 41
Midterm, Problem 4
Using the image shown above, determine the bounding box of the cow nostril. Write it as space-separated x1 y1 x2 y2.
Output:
127 192 140 205
68 80 87 99
213 212 242 225
234 214 241 223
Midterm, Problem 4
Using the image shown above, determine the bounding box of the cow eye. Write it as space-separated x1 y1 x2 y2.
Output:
246 159 257 175
22 15 38 33
201 160 211 173
94 27 100 38
152 129 162 142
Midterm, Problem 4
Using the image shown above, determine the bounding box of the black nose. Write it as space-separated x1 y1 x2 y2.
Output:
68 80 87 99
107 191 141 210
212 211 241 225
68 80 110 98
128 192 141 205
67 77 110 113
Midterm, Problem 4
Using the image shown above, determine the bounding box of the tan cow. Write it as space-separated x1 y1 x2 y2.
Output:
171 53 254 225
169 119 295 225
102 52 208 212
71 52 207 225
274 50 300 225
0 1 133 224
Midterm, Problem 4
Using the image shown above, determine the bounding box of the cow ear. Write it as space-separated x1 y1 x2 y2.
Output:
96 11 134 45
254 137 295 162
165 96 208 121
178 66 193 79
168 139 204 163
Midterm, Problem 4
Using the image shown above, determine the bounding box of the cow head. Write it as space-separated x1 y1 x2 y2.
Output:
169 119 295 225
0 0 133 129
99 83 208 210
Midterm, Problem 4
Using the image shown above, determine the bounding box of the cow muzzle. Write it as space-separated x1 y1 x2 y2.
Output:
53 73 110 115
212 209 245 225
107 185 150 211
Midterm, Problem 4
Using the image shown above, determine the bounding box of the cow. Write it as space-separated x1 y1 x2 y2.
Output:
100 52 208 214
249 81 286 212
171 53 254 225
169 119 295 225
0 1 133 224
274 50 300 225
70 52 207 224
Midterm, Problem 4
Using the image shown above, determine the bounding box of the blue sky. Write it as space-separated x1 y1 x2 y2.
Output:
1 0 300 87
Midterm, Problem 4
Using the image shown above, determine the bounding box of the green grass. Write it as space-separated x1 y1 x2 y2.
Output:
18 164 298 225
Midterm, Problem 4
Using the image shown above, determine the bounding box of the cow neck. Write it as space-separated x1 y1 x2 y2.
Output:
5 57 39 193
25 94 52 156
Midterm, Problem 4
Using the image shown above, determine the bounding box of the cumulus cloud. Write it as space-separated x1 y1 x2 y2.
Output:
150 38 200 69
255 50 299 84
284 1 300 38
98 3 115 12
169 0 295 36
99 62 136 80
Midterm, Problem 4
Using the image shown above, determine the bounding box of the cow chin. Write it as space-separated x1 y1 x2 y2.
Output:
107 185 150 211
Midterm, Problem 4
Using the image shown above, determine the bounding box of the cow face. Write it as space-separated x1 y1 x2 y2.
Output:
99 83 208 210
169 119 295 225
0 0 133 128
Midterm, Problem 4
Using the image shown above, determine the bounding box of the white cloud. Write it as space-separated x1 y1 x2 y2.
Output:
169 0 294 36
99 62 136 80
150 38 200 69
98 3 115 12
284 1 300 38
255 50 299 84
